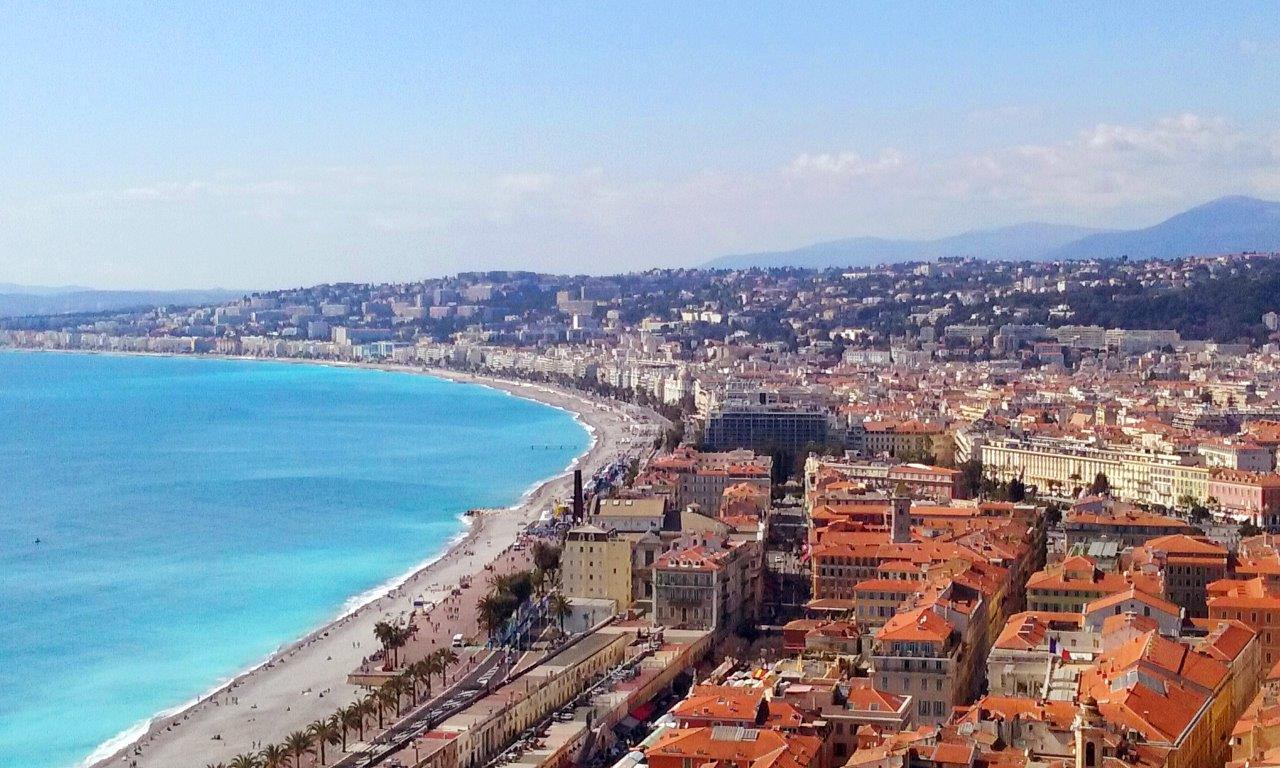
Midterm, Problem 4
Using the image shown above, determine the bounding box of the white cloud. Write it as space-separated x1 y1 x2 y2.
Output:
8 112 1280 287
786 149 905 179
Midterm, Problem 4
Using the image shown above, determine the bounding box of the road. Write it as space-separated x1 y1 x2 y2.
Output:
336 649 514 768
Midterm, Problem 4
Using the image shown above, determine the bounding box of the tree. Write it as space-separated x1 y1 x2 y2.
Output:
258 745 290 768
284 730 315 768
385 677 408 716
433 647 459 688
229 756 261 768
548 592 572 631
416 657 438 698
341 703 365 746
1241 521 1264 538
374 686 398 728
958 459 983 499
1008 477 1027 503
373 621 395 667
357 698 378 738
477 593 508 639
1088 472 1111 496
309 717 341 765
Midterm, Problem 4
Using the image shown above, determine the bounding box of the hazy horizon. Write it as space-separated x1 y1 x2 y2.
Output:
3 3 1280 290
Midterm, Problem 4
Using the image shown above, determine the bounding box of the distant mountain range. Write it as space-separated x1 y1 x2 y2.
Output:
0 288 245 318
704 195 1280 270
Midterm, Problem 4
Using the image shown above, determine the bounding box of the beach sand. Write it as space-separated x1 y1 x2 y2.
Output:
86 364 664 768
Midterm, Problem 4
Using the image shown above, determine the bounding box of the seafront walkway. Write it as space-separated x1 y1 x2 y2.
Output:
350 528 538 685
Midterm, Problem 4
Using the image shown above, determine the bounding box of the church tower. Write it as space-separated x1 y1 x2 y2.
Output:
890 484 912 544
1072 695 1105 768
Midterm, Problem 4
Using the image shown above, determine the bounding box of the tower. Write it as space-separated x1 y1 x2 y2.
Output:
890 484 912 544
1072 695 1105 768
572 469 584 522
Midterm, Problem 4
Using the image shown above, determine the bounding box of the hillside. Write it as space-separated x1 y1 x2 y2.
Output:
705 196 1280 269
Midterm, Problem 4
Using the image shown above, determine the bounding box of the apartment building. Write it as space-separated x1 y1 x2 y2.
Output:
560 524 633 611
652 537 761 634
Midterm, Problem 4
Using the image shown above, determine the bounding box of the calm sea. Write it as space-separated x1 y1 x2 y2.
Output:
0 351 589 768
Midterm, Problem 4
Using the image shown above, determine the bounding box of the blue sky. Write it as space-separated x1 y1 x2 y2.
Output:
2 3 1280 288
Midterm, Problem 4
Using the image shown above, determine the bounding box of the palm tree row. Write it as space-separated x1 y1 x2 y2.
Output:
212 646 464 768
372 619 413 669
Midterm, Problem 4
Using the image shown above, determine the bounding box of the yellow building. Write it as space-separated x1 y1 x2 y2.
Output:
561 524 633 610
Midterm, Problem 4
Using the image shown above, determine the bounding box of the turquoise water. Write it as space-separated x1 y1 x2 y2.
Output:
0 351 589 768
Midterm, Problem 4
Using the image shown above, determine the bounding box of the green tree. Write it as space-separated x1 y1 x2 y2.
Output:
433 647 459 688
228 755 261 768
258 744 290 768
310 717 341 765
283 730 315 768
341 703 365 745
548 592 572 631
1088 472 1111 496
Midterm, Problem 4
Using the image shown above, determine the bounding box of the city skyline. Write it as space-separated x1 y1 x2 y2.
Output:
3 3 1280 288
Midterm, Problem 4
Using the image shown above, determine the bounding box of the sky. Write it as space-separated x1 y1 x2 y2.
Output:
2 3 1280 289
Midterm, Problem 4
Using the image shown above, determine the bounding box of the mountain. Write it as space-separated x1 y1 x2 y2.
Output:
1041 195 1280 261
0 289 245 318
704 196 1280 269
705 222 1105 269
0 283 92 296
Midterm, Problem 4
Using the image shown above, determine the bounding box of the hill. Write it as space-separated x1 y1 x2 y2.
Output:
705 222 1100 269
1041 195 1280 260
0 289 245 318
704 196 1280 269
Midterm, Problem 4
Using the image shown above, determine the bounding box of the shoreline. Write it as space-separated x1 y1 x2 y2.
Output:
9 350 663 768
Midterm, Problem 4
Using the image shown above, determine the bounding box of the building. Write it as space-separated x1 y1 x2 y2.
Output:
870 606 967 726
704 403 832 455
1208 469 1280 528
560 524 633 611
1129 534 1229 617
652 537 762 634
1210 577 1280 668
1025 556 1132 613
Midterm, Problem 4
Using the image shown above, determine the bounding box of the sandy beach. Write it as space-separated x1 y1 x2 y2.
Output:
85 361 665 768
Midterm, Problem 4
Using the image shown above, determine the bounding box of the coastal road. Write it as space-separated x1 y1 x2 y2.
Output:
338 648 514 768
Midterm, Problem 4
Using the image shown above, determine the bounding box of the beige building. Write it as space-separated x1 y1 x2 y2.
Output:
560 524 633 611
591 497 667 533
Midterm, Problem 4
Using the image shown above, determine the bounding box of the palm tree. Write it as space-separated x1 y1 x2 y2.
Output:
477 594 506 640
259 744 290 768
375 684 399 725
359 697 380 734
548 592 571 631
229 755 261 768
434 647 459 689
400 668 419 703
309 717 341 765
411 659 433 700
206 763 228 768
373 620 394 668
284 729 315 767
366 692 386 731
419 656 440 697
385 677 408 716
341 703 365 745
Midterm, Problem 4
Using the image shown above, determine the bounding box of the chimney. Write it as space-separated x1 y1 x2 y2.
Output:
573 469 584 521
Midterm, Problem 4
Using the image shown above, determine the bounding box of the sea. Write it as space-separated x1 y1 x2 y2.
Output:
0 350 590 768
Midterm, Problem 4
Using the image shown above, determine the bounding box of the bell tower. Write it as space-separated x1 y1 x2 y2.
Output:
1072 695 1104 768
890 484 912 544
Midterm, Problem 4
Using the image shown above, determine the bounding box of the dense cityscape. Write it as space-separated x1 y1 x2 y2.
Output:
6 252 1280 768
